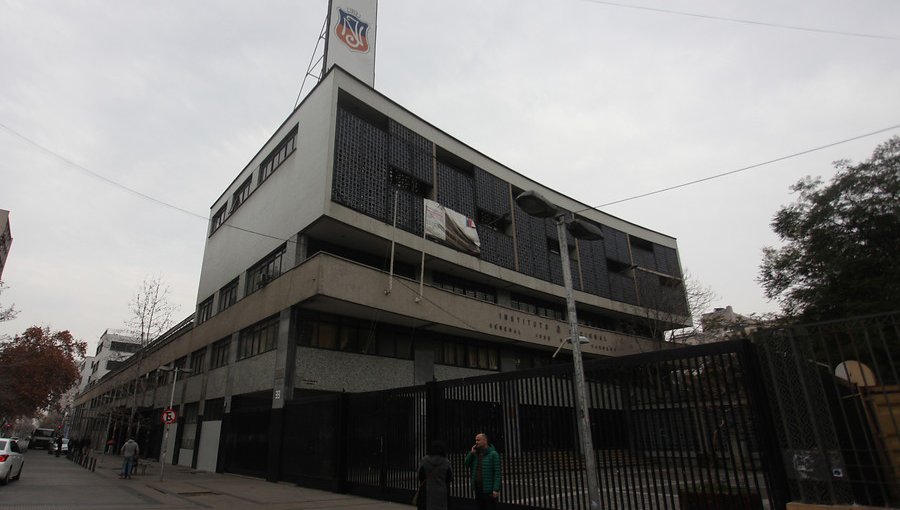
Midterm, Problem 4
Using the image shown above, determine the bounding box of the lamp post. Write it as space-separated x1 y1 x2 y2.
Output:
157 365 192 481
515 190 603 510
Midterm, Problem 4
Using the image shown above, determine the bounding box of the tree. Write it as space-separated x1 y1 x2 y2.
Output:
0 326 86 419
634 268 717 344
759 136 900 320
124 276 178 436
0 280 16 325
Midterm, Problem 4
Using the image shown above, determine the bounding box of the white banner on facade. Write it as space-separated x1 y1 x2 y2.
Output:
423 199 481 255
325 0 377 87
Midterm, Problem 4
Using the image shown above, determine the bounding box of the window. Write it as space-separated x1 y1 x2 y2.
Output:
197 296 213 324
210 337 230 369
433 272 497 303
237 315 279 360
435 338 499 370
179 403 199 450
210 204 227 236
511 293 566 321
230 176 253 213
218 278 239 312
246 244 286 294
294 311 413 360
189 347 206 375
258 126 298 183
204 397 225 421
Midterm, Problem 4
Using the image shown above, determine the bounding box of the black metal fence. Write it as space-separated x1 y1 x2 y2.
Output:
753 312 900 507
281 340 785 510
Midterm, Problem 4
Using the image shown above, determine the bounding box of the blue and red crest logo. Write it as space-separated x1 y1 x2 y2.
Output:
335 8 370 53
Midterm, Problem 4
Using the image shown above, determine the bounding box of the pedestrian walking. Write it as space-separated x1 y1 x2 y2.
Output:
120 438 139 479
55 435 63 457
416 440 452 510
464 433 501 510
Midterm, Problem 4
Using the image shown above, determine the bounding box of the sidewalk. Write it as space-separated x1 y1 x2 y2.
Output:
84 452 411 510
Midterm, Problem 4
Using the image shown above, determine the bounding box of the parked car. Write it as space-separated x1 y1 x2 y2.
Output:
0 439 24 485
28 428 55 450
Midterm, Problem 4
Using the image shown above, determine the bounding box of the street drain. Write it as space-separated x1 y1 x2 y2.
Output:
179 491 220 497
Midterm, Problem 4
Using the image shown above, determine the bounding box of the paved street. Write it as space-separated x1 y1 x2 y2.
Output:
0 450 410 510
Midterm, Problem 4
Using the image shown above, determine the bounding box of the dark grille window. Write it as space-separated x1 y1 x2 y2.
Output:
435 338 499 370
210 338 230 369
204 398 225 421
210 204 227 236
180 403 199 450
189 347 206 375
218 278 239 312
511 293 566 321
433 272 497 303
237 315 279 360
197 296 213 324
246 245 286 294
259 126 298 183
231 176 253 213
294 311 413 360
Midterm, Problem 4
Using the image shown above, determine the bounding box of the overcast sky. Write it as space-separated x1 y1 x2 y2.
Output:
1 0 898 354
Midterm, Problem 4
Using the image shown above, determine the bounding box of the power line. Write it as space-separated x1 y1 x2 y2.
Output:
580 0 900 42
0 121 295 244
581 123 900 211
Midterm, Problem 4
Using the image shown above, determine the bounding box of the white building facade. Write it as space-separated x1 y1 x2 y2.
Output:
74 67 689 477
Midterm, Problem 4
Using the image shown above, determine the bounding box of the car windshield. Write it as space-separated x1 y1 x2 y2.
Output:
34 429 54 437
0 440 6 449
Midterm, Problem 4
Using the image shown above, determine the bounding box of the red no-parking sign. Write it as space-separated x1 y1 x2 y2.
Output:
161 408 177 424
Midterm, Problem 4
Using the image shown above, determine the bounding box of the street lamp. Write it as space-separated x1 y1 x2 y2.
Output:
515 190 603 510
157 365 192 481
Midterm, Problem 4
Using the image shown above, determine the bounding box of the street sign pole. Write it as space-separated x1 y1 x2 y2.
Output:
158 366 189 481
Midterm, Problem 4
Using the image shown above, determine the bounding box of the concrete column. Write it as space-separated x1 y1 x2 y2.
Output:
272 308 296 409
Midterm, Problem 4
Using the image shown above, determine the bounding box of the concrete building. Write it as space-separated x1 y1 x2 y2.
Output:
74 67 689 475
0 209 11 279
76 356 96 394
88 329 141 387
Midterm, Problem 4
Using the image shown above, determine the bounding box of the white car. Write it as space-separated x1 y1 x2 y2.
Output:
0 438 24 485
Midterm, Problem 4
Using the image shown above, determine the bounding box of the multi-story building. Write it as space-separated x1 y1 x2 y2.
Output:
74 67 689 476
0 209 11 279
76 356 96 394
87 329 141 386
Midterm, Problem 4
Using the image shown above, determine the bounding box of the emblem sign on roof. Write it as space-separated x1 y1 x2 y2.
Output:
325 0 377 87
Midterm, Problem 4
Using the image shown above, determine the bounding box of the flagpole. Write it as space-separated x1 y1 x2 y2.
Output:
386 189 398 295
417 200 427 302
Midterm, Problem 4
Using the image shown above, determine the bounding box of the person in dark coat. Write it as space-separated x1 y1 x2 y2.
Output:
55 436 63 457
418 440 452 510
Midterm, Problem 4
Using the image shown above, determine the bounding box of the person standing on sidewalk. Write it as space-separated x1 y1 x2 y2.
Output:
417 440 452 510
464 433 501 510
120 438 139 479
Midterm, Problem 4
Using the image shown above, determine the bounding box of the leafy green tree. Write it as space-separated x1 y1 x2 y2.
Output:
759 136 900 320
0 326 86 419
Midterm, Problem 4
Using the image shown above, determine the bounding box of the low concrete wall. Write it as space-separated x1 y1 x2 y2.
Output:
787 503 891 510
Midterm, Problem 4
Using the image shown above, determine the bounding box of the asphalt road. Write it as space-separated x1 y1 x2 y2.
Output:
0 449 163 508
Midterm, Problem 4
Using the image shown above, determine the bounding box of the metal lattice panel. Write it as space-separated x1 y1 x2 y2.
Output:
476 225 515 270
388 119 433 185
603 227 630 264
474 166 510 218
577 238 612 299
333 108 390 222
435 162 475 218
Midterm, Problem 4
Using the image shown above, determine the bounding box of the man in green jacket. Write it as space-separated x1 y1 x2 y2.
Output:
464 432 501 510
